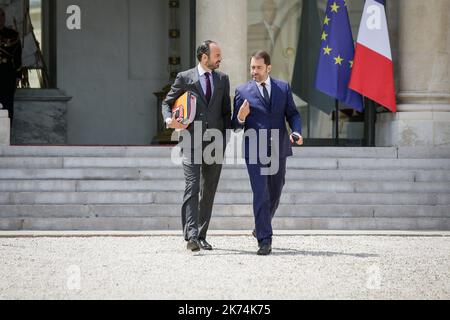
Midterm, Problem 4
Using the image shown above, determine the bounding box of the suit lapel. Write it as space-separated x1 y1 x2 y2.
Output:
270 78 279 113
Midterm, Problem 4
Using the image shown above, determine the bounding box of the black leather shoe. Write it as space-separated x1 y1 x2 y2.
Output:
187 239 200 252
257 244 272 256
252 230 257 239
198 239 213 251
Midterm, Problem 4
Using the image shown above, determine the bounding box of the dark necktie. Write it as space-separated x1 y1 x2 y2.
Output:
205 72 212 103
261 82 270 105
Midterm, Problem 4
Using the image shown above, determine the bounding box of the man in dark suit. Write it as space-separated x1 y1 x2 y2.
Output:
162 40 231 252
0 8 22 127
232 51 303 256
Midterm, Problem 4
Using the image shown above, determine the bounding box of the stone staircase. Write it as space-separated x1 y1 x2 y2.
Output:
0 146 449 231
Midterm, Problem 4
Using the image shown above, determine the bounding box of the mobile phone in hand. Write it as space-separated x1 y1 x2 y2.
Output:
291 133 301 143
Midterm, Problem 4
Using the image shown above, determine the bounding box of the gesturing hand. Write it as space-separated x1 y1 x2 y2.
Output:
238 99 250 122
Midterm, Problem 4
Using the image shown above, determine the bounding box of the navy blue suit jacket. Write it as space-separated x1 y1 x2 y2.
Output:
232 78 302 159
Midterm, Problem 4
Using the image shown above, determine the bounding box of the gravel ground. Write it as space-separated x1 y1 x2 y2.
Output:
0 233 449 300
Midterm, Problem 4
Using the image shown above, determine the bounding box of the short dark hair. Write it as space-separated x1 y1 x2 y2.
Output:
197 40 217 62
251 50 271 66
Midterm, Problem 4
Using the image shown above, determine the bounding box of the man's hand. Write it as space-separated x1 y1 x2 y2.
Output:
237 99 250 122
167 113 188 130
290 133 304 146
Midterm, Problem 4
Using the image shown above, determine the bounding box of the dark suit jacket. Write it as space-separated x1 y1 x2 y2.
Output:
232 78 302 159
162 67 231 148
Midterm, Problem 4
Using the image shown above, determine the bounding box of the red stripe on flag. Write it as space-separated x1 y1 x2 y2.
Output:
349 43 397 112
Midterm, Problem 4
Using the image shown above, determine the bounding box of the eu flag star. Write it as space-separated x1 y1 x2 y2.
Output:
324 15 330 25
334 55 344 65
323 45 332 55
321 31 328 41
330 2 340 13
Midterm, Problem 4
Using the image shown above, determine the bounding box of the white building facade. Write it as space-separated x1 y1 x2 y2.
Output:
2 0 449 147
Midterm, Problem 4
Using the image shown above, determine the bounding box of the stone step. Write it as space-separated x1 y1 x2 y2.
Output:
0 158 64 169
0 168 414 181
0 146 398 158
0 146 173 158
155 192 450 206
0 204 448 218
1 157 449 170
0 191 449 205
397 147 450 159
1 216 449 231
0 168 142 180
337 159 450 170
0 168 449 182
0 192 154 205
1 146 449 159
0 180 449 193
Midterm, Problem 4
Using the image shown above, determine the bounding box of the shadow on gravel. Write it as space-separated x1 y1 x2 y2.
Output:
272 248 378 258
200 247 378 258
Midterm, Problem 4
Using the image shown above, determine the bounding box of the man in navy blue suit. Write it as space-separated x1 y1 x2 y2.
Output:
232 51 303 256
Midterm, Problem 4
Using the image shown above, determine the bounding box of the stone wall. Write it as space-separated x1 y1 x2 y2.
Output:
12 89 71 145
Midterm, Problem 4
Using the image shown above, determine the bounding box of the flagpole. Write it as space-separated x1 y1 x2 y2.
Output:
335 99 339 146
365 98 376 147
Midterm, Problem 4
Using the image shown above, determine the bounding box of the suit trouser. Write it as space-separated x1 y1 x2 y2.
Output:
245 157 287 245
181 149 223 241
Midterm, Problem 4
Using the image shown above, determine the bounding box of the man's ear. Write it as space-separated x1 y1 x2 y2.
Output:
267 65 272 74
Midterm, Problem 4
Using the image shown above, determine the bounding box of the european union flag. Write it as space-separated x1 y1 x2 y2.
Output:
315 0 364 112
292 0 335 115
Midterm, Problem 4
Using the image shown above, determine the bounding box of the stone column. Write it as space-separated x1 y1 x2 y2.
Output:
0 108 10 146
377 0 450 147
196 0 248 94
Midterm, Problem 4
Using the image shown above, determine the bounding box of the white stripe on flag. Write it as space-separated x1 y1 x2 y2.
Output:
356 0 392 60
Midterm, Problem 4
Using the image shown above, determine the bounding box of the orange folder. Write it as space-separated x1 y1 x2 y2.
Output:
172 92 197 125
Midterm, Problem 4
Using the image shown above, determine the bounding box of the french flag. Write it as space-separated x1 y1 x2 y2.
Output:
349 0 397 112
